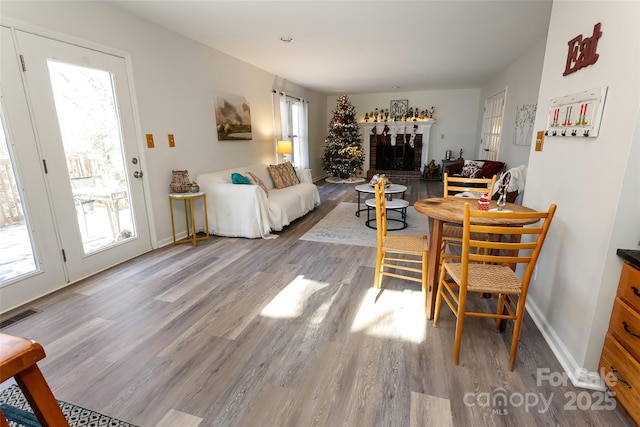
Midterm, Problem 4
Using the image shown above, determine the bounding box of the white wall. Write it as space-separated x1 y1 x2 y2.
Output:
1 1 327 245
478 39 547 169
332 89 481 173
524 0 640 386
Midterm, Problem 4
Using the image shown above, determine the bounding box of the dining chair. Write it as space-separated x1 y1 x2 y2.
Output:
433 202 556 370
372 180 429 311
441 173 498 260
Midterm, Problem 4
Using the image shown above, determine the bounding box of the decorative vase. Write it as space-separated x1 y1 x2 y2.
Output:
339 172 350 179
190 182 200 193
170 170 191 193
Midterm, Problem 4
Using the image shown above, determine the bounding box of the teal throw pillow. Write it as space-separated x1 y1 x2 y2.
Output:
231 172 252 185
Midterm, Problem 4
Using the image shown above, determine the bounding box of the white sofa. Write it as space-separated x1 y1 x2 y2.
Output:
196 164 320 239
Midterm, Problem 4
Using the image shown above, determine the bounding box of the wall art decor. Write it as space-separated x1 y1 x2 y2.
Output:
545 86 607 138
215 93 252 141
563 22 602 76
390 100 408 118
513 103 537 145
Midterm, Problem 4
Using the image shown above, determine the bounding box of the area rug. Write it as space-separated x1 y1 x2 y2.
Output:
300 202 429 247
0 385 137 427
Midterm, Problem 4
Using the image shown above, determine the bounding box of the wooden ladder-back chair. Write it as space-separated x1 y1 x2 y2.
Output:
0 333 70 426
441 173 497 259
372 180 429 311
433 202 557 370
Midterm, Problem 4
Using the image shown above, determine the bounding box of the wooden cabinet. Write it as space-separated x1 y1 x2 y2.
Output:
599 261 640 425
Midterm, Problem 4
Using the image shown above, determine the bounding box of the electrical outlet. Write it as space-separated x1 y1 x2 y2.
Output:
168 134 175 147
146 134 154 148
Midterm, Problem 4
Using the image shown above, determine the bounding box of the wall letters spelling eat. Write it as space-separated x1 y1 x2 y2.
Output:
563 22 602 76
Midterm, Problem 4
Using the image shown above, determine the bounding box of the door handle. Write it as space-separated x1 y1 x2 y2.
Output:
133 171 143 178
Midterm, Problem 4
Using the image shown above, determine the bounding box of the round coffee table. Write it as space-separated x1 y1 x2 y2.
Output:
354 183 408 217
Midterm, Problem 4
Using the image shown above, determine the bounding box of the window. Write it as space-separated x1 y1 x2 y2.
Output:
273 91 309 168
480 90 506 161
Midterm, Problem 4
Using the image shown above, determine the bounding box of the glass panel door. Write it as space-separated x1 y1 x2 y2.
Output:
0 110 37 284
15 30 151 283
1 26 67 312
47 60 135 254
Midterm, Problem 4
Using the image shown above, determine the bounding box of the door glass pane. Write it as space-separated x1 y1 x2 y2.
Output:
0 110 38 285
47 60 136 254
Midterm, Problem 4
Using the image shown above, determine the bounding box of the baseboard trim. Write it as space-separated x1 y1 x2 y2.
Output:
526 299 606 391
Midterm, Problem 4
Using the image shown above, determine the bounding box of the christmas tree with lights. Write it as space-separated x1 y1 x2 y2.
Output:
323 94 365 178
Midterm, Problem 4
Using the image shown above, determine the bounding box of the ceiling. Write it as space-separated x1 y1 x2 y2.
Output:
108 0 553 95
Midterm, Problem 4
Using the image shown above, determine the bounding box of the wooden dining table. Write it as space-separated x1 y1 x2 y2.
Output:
414 196 540 319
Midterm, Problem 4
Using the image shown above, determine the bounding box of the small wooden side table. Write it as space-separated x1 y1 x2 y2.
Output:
169 192 209 246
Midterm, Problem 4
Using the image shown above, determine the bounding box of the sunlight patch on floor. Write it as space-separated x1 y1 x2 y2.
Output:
350 287 426 343
260 275 331 319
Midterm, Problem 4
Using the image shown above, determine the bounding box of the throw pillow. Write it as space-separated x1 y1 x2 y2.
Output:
480 161 504 178
231 172 252 185
247 171 269 195
267 162 300 189
461 160 485 178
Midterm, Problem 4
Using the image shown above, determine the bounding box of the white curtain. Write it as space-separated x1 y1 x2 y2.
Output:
293 98 309 168
272 90 285 162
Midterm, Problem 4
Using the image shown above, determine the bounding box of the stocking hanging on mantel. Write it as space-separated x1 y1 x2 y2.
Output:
390 126 398 146
408 124 419 148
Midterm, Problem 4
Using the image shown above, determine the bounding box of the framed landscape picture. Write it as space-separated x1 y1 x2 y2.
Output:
215 93 252 141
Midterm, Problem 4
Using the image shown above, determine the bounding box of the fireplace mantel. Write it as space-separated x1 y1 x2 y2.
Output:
360 120 435 172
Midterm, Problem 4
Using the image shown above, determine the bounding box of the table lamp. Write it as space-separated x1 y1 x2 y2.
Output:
277 140 293 163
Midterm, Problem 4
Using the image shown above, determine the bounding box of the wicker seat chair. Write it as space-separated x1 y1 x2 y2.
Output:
372 180 429 311
441 173 497 259
433 202 556 370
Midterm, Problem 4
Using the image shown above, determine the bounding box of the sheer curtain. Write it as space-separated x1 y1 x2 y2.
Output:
272 90 309 168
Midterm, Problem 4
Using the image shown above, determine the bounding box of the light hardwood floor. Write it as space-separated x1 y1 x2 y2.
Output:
0 179 633 426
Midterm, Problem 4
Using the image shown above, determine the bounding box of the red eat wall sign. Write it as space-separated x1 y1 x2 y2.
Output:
563 22 602 76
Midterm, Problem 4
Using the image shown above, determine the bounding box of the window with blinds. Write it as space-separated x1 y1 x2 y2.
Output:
480 90 506 161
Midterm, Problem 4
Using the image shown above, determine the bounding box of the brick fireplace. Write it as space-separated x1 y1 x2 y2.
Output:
361 120 435 180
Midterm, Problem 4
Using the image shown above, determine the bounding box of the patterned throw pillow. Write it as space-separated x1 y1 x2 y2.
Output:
461 160 485 178
247 171 269 195
267 162 300 189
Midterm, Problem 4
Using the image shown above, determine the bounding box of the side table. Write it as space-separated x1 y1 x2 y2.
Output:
169 192 209 246
441 159 461 180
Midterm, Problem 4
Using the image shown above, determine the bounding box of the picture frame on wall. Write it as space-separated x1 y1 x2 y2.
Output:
390 99 408 118
215 93 253 141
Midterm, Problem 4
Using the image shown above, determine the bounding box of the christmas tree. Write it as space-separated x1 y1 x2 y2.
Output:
323 94 365 178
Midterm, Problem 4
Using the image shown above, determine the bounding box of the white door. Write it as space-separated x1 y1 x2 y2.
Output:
0 26 66 311
0 28 151 311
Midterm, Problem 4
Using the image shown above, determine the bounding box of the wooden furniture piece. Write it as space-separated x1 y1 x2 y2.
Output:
441 173 497 257
413 196 540 319
372 181 429 311
169 192 209 246
599 251 640 425
354 183 407 218
0 333 69 426
433 202 556 370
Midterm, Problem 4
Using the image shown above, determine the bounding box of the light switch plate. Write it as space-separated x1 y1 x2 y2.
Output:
146 134 154 148
168 134 175 147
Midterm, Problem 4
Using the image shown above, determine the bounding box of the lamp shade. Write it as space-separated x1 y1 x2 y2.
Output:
277 140 293 154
